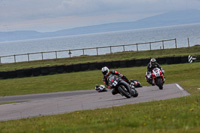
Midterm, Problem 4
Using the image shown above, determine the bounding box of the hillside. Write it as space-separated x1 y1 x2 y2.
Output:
0 9 200 42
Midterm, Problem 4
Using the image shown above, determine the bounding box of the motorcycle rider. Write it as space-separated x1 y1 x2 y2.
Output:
101 66 134 95
146 58 165 85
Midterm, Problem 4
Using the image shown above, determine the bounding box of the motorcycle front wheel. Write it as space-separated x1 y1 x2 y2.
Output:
156 78 163 90
131 89 138 97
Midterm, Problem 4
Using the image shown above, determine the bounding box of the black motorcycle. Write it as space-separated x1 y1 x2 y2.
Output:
107 74 138 98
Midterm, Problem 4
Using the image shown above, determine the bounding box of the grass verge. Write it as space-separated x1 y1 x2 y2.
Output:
0 101 27 105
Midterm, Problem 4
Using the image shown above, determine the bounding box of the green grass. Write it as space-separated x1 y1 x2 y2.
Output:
0 64 199 132
0 45 200 71
0 101 27 105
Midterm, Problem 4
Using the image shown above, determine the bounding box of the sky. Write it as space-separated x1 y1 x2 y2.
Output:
0 0 200 32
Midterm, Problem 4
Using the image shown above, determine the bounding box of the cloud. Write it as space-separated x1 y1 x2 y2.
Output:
0 0 200 31
1 0 200 18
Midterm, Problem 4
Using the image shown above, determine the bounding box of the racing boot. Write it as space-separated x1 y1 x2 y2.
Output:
147 78 154 86
151 79 155 86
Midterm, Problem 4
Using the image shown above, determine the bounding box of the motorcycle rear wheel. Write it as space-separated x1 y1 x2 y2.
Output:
118 86 132 98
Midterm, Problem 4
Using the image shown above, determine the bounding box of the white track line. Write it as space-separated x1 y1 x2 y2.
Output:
176 83 189 96
176 83 184 91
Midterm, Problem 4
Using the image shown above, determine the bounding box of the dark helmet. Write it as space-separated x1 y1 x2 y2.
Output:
95 84 99 88
101 66 110 76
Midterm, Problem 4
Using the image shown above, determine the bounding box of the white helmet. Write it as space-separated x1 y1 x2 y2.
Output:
150 58 156 63
150 58 157 66
101 66 110 76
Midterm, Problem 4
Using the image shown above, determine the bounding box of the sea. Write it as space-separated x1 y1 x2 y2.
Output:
0 23 200 63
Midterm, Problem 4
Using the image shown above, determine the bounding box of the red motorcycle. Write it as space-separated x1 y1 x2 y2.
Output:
151 68 165 89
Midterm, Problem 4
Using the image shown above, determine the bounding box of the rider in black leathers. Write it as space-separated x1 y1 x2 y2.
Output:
101 66 132 95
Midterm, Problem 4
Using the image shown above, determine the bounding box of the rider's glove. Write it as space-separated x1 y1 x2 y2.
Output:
119 74 126 79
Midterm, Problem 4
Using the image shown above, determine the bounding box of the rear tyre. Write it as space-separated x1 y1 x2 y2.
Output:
118 86 131 98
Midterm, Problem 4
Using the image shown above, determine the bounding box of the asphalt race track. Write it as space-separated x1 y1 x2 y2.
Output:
0 83 190 121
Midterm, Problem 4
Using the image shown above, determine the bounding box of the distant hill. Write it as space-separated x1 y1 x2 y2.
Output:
0 31 42 42
1 9 200 42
